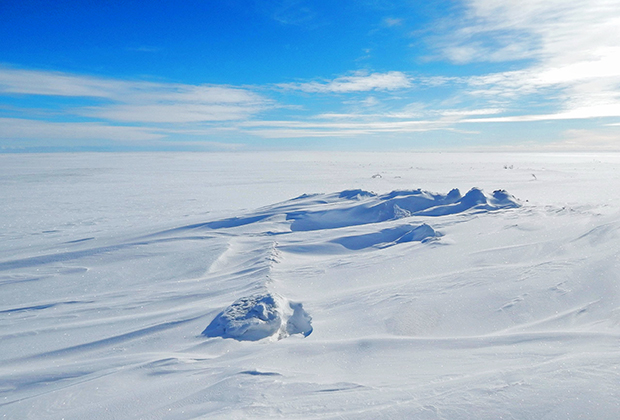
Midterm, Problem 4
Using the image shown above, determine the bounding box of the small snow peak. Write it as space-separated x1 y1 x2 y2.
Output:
338 189 376 200
461 188 487 206
338 189 375 200
447 188 462 200
291 193 320 201
381 189 423 200
491 189 520 207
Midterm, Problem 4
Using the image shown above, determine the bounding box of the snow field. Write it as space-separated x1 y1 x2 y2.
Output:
1 152 620 419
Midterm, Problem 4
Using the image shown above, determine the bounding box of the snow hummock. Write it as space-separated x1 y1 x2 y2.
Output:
202 293 312 341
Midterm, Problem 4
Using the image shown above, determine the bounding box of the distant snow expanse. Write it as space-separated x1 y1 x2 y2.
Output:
1 152 620 419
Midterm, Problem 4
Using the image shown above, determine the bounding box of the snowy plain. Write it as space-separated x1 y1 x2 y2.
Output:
1 151 620 419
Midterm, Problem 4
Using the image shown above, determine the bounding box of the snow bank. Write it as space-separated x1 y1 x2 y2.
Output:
202 293 312 341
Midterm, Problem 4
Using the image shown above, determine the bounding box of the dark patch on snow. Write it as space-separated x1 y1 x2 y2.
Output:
0 300 92 314
239 370 282 376
64 237 95 244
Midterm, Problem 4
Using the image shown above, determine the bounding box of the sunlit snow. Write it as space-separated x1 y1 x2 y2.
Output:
1 152 619 419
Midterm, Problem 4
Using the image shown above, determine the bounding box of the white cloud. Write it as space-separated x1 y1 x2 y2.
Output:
0 67 124 98
313 107 503 121
240 115 451 138
278 71 412 93
268 0 317 27
461 104 620 124
382 17 403 27
429 1 620 122
82 103 263 123
0 67 269 124
552 128 620 150
0 118 164 141
437 0 620 65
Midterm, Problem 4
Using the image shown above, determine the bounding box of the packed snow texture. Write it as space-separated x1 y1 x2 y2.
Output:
1 152 620 419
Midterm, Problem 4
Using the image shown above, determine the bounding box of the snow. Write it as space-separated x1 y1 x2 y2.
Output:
1 151 620 419
202 293 312 341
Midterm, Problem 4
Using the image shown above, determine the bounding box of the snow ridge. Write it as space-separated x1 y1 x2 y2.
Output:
194 187 520 233
199 187 519 341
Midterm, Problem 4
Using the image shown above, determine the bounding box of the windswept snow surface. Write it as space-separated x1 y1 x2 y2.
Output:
1 152 620 419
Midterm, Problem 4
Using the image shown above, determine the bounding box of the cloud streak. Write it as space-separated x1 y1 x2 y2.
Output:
240 115 457 138
0 66 269 124
278 71 412 93
0 117 164 141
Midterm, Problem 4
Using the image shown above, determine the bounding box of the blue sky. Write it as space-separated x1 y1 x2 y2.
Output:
1 0 620 152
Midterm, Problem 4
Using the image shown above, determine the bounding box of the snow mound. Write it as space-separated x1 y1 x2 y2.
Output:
202 293 312 341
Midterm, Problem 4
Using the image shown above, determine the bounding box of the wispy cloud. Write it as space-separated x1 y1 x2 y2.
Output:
264 0 318 27
382 17 403 27
240 114 455 138
0 69 258 106
433 0 616 65
278 71 412 93
82 103 264 124
0 66 269 124
0 66 274 149
126 45 162 53
431 0 620 122
0 117 164 141
552 128 620 150
0 67 125 98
